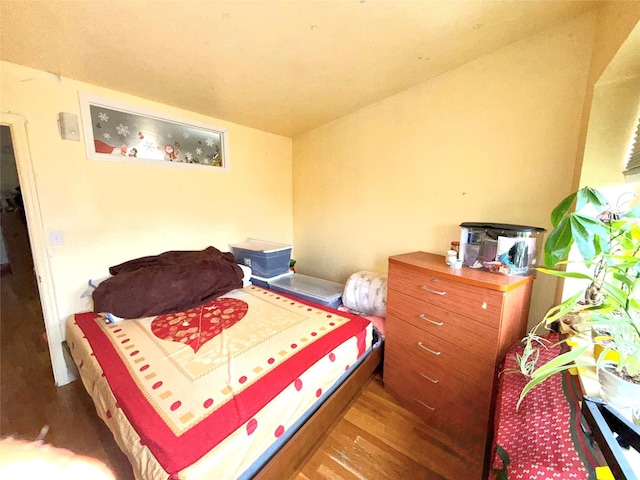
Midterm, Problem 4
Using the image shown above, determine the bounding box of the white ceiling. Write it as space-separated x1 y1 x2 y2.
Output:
1 0 601 137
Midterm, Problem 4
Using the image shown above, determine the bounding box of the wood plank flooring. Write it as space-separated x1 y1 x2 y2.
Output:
0 209 469 479
293 373 471 480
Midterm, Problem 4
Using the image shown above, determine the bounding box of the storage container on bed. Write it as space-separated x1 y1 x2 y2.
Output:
230 239 292 278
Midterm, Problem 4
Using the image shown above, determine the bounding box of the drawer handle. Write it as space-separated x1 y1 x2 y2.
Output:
417 341 441 356
419 313 443 326
420 285 446 296
412 397 436 411
419 373 439 384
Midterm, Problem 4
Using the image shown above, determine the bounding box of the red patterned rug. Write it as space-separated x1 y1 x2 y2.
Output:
490 333 605 480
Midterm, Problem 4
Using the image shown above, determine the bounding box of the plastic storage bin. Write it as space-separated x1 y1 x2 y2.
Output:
270 273 344 309
250 271 293 289
459 222 546 276
230 239 292 278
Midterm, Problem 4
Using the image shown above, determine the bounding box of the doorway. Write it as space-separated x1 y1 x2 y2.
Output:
1 125 47 331
1 124 59 431
1 126 33 278
0 115 69 386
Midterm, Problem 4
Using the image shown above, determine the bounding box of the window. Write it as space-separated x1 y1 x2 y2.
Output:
623 116 640 181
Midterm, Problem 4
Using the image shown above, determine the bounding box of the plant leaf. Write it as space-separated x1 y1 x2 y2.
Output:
612 270 634 292
529 344 590 378
601 282 628 309
517 355 591 410
551 192 577 228
577 187 608 211
544 217 574 267
535 267 593 281
573 214 609 245
569 216 596 261
541 291 584 325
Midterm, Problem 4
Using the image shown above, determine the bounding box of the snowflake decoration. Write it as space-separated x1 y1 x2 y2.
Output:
206 138 215 147
167 133 173 139
103 132 111 140
185 152 193 161
143 140 155 152
98 112 109 122
183 132 190 139
116 124 129 136
195 147 202 155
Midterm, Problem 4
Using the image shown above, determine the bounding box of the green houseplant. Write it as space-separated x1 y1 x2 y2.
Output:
516 187 640 410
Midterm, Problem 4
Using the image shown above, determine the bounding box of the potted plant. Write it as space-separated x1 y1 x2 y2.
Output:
516 186 640 411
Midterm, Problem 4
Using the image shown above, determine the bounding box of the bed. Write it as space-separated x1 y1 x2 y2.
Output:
65 247 382 480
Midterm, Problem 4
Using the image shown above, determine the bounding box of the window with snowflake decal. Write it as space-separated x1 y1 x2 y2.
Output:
79 93 229 170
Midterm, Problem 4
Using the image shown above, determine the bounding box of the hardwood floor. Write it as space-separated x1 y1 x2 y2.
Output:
293 373 472 480
0 210 469 479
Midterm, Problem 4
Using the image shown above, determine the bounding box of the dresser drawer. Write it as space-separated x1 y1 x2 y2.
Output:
383 355 492 417
385 316 495 395
388 262 504 327
384 358 488 456
387 288 498 358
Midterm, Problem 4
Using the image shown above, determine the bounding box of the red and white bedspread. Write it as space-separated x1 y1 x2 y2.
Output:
66 285 373 480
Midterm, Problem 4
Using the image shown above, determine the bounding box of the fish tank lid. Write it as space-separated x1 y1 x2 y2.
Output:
459 222 546 233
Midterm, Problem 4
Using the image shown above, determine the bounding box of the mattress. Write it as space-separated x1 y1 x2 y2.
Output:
66 285 374 480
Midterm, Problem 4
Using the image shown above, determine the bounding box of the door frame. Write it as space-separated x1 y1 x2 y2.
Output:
1 112 70 385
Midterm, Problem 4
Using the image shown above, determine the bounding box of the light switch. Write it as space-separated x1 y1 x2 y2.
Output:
49 230 64 246
58 112 80 141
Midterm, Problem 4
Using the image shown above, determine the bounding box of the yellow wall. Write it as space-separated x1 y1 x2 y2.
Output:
587 2 640 92
1 61 292 330
292 13 597 329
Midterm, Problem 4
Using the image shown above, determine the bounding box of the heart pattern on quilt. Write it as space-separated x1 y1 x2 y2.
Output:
151 298 249 353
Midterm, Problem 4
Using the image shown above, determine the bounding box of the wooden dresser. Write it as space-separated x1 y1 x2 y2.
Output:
383 251 535 478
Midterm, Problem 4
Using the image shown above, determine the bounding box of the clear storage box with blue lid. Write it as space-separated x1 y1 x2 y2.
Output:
459 222 546 276
269 273 344 309
230 239 292 278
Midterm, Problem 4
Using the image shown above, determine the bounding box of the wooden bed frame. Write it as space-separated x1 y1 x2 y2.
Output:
255 345 383 479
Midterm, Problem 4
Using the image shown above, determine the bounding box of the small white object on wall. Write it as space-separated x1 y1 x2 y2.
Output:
58 112 80 141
